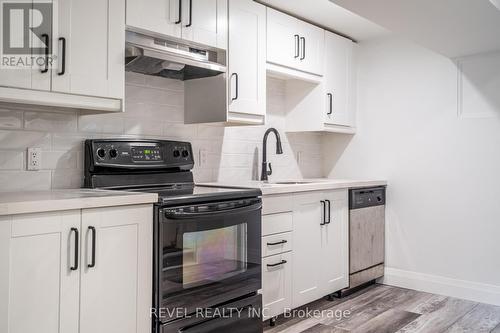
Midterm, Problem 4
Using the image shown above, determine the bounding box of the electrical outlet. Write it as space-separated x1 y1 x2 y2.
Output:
27 147 42 171
296 151 303 165
198 149 208 168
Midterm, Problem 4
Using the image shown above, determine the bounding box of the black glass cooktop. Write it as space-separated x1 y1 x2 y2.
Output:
128 184 261 206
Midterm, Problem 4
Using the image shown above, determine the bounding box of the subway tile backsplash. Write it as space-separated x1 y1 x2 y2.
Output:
0 73 323 191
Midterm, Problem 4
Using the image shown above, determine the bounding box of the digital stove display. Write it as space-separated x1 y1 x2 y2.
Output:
131 146 162 162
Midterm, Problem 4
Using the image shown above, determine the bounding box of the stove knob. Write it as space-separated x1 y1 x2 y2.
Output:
109 149 118 159
182 150 189 158
97 148 106 159
173 150 180 158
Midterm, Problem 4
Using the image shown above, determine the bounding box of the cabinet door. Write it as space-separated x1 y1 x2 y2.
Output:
181 0 225 48
320 190 349 295
267 8 297 69
0 1 51 91
291 192 323 308
80 205 152 333
52 0 124 99
324 32 353 127
0 211 80 333
126 0 182 39
262 252 292 320
296 21 324 76
228 0 266 117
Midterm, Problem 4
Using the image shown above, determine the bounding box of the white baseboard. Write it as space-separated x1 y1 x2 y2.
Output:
380 267 500 306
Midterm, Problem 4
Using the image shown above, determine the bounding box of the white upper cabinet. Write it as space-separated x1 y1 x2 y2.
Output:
0 0 124 112
227 0 266 123
127 0 227 49
285 31 356 134
126 0 182 39
266 8 324 76
53 0 125 99
324 31 355 127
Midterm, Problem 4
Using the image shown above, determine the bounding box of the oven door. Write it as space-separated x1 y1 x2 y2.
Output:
155 197 262 323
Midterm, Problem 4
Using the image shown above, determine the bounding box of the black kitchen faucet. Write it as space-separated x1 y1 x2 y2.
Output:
261 128 283 181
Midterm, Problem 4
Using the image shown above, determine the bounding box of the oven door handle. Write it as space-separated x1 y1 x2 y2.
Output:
163 202 262 219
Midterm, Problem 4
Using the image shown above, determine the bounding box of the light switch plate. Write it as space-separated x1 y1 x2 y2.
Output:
27 147 42 171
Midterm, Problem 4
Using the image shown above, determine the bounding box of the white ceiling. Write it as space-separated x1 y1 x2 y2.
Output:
255 0 388 41
330 0 500 58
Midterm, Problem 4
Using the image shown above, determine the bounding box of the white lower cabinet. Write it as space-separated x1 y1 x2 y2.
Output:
0 205 152 333
262 252 292 320
260 189 349 320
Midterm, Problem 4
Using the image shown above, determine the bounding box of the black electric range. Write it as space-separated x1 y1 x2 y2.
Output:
84 139 263 333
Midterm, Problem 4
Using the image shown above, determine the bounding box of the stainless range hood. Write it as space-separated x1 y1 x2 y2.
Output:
125 31 227 81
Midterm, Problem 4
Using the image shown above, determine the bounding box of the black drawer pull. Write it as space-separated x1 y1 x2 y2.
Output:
267 240 287 246
88 226 96 268
267 260 287 267
70 228 79 271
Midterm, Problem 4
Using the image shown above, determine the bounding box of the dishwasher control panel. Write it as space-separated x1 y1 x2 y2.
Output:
349 187 386 209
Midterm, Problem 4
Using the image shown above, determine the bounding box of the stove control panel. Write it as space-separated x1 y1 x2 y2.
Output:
85 139 194 170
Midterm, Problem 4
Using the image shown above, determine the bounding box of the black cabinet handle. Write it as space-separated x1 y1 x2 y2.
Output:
175 0 182 24
267 260 287 267
320 200 326 225
327 93 333 115
41 33 49 73
88 226 96 268
267 240 287 246
231 73 239 101
300 36 305 60
70 228 79 271
58 37 66 76
185 0 192 27
294 34 300 58
325 200 331 224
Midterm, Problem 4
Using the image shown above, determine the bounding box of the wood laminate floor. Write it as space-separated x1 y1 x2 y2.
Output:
264 284 500 333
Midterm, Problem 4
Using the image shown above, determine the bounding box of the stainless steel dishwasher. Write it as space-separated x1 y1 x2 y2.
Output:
340 187 386 296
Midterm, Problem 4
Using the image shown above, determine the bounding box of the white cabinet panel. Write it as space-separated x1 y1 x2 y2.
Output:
80 205 152 333
324 31 354 127
53 0 125 99
267 8 297 70
126 0 182 39
297 20 324 76
320 190 349 294
262 252 292 320
291 192 323 308
181 0 217 47
0 211 80 333
266 8 324 76
228 0 266 119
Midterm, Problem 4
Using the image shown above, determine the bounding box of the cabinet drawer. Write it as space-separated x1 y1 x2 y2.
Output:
262 194 293 215
262 232 292 257
262 252 292 320
262 212 293 236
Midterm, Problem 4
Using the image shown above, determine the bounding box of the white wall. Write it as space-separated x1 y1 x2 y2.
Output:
0 75 323 191
323 37 500 304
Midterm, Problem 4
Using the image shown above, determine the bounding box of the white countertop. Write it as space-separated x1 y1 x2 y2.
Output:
198 179 387 195
0 189 158 216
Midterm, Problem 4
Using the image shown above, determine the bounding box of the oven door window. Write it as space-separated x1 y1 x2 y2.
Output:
180 224 247 288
